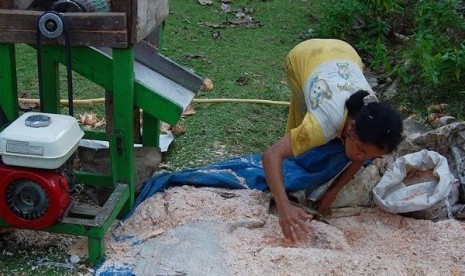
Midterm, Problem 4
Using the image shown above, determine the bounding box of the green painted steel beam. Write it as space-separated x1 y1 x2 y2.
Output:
134 82 183 125
34 45 184 125
35 45 114 90
39 45 60 114
75 171 113 187
83 129 107 141
142 112 160 147
111 48 135 213
0 43 19 124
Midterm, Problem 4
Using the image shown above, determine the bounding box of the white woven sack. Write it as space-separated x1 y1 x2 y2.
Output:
373 149 459 214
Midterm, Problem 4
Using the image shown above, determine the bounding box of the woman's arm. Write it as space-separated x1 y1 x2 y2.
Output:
263 134 313 241
316 160 364 215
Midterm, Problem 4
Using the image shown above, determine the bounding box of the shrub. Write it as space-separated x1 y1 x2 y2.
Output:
312 0 465 116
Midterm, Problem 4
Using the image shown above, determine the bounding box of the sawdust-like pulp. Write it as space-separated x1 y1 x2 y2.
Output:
4 185 464 275
93 186 465 275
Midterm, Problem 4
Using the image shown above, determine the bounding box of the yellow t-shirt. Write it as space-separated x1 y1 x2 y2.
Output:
286 39 373 156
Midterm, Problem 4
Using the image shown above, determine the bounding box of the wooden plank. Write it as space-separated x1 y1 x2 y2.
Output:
112 0 133 45
0 30 127 48
0 10 126 30
0 0 11 9
111 0 133 13
12 0 33 9
113 0 169 43
0 10 128 47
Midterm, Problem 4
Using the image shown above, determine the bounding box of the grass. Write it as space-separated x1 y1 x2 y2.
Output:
161 0 312 168
0 0 313 274
0 244 89 275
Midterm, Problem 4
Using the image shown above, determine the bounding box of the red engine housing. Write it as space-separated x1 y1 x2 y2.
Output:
0 163 71 229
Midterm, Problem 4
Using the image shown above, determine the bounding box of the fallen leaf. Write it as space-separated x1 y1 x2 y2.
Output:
160 122 186 136
160 122 171 132
399 106 412 116
19 93 31 98
244 7 255 14
211 30 222 39
141 229 165 241
18 93 39 110
182 105 196 116
18 100 39 111
171 124 186 136
183 53 205 63
94 118 106 128
79 112 104 128
198 0 212 5
202 78 214 91
427 113 443 124
200 21 224 29
427 103 448 113
227 15 261 28
221 3 230 13
158 162 172 170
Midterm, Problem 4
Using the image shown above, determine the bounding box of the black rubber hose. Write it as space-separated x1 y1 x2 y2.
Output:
36 18 45 113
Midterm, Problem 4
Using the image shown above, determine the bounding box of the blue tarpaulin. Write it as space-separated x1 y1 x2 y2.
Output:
135 138 350 207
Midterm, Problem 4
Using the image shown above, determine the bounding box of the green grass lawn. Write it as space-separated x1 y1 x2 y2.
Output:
160 0 313 169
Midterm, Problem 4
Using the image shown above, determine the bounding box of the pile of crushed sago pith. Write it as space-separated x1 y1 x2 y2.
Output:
6 185 465 275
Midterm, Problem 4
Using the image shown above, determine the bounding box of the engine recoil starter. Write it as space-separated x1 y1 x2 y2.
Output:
0 164 72 229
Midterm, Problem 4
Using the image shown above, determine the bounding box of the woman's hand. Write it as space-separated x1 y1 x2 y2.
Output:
263 134 313 240
316 191 337 216
316 160 364 216
277 202 313 241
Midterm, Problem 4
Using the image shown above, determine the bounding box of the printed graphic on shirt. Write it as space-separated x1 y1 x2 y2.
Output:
337 62 350 80
303 60 372 141
305 75 333 110
337 81 357 92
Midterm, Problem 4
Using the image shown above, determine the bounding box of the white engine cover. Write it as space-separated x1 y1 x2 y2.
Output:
0 112 84 169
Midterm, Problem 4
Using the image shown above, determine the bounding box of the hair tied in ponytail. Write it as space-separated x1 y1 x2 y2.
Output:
363 94 378 106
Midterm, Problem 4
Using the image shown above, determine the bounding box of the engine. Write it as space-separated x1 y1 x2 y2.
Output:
0 112 84 229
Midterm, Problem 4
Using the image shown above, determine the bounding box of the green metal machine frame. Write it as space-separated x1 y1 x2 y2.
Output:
0 0 201 267
0 40 199 266
0 43 138 266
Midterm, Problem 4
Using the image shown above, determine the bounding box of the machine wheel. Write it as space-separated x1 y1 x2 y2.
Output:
5 179 50 221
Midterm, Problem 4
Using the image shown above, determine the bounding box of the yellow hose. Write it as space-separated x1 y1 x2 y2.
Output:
193 98 289 106
18 97 290 106
19 98 105 106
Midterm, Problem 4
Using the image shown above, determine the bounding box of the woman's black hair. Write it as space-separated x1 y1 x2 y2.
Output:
346 90 403 152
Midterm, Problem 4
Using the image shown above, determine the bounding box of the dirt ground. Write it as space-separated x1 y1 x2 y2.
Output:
78 185 464 275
